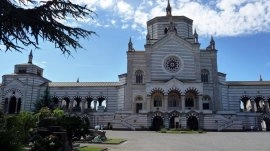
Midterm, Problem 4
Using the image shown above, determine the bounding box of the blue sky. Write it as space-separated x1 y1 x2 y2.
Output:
1 0 270 82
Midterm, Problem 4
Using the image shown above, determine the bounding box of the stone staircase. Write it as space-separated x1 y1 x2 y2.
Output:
112 113 147 130
215 115 242 131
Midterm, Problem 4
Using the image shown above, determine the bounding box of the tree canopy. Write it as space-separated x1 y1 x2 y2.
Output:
0 0 96 55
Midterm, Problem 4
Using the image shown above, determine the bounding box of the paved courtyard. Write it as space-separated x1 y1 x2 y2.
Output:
86 130 270 151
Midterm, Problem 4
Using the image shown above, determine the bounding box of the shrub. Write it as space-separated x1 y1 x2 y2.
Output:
160 128 167 133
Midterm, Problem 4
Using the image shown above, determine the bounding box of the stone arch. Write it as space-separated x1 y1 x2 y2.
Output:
167 87 181 94
202 95 212 110
186 112 199 130
254 96 265 112
168 111 180 128
73 96 82 112
185 88 199 109
3 89 23 98
61 97 70 110
135 96 143 113
96 96 107 111
151 111 165 131
9 96 17 114
240 95 252 112
168 90 181 108
260 114 270 131
150 88 165 96
3 88 23 114
184 87 200 95
85 96 94 109
151 91 164 109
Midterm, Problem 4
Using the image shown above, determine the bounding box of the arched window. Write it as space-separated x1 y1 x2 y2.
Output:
135 96 143 113
135 70 143 84
202 96 211 110
201 69 209 83
154 95 162 107
86 97 93 109
168 91 180 107
185 91 198 109
9 96 17 114
240 96 251 112
164 27 168 34
62 97 70 109
254 97 264 112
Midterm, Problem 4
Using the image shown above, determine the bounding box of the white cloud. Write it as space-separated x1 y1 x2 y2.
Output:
121 24 129 29
20 0 270 37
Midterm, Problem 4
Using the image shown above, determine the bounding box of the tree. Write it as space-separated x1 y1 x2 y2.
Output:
34 86 54 111
0 0 96 55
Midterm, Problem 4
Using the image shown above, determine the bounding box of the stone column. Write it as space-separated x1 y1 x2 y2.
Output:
69 100 74 111
251 100 256 112
147 96 151 112
199 95 203 112
94 100 97 112
81 99 86 113
164 95 168 112
264 101 269 113
181 95 185 111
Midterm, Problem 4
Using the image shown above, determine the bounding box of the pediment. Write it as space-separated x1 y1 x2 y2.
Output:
165 78 184 88
152 33 195 52
6 79 25 88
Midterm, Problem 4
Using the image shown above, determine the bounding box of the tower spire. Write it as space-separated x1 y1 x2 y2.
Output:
194 29 198 43
166 0 172 16
128 37 135 52
259 74 263 81
28 50 33 64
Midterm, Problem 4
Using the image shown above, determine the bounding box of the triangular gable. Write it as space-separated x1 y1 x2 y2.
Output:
152 33 195 52
6 79 25 88
165 78 184 88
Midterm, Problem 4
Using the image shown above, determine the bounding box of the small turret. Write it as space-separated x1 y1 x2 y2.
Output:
128 37 135 52
166 0 172 16
28 50 33 64
259 75 263 81
206 36 216 50
194 29 198 43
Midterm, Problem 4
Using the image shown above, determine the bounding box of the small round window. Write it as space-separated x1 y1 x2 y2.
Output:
164 56 181 73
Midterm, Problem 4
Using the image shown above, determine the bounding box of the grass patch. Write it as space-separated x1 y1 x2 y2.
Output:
103 138 126 144
79 146 105 151
159 129 206 134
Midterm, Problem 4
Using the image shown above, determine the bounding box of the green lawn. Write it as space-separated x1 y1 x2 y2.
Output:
103 138 126 144
79 146 105 151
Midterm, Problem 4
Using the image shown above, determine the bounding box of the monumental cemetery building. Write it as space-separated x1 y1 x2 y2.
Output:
1 1 270 131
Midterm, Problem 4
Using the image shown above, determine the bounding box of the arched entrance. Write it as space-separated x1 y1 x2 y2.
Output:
169 116 180 129
152 116 164 131
261 118 270 131
9 96 17 114
187 116 198 130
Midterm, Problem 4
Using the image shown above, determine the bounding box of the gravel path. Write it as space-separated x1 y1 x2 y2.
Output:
84 130 270 151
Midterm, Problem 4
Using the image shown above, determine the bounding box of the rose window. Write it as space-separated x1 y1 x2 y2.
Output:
164 56 181 73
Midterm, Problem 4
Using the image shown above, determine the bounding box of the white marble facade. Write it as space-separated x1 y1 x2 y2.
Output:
1 1 270 131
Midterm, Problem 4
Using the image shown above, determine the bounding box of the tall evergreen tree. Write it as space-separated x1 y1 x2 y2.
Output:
0 0 96 54
34 86 53 111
